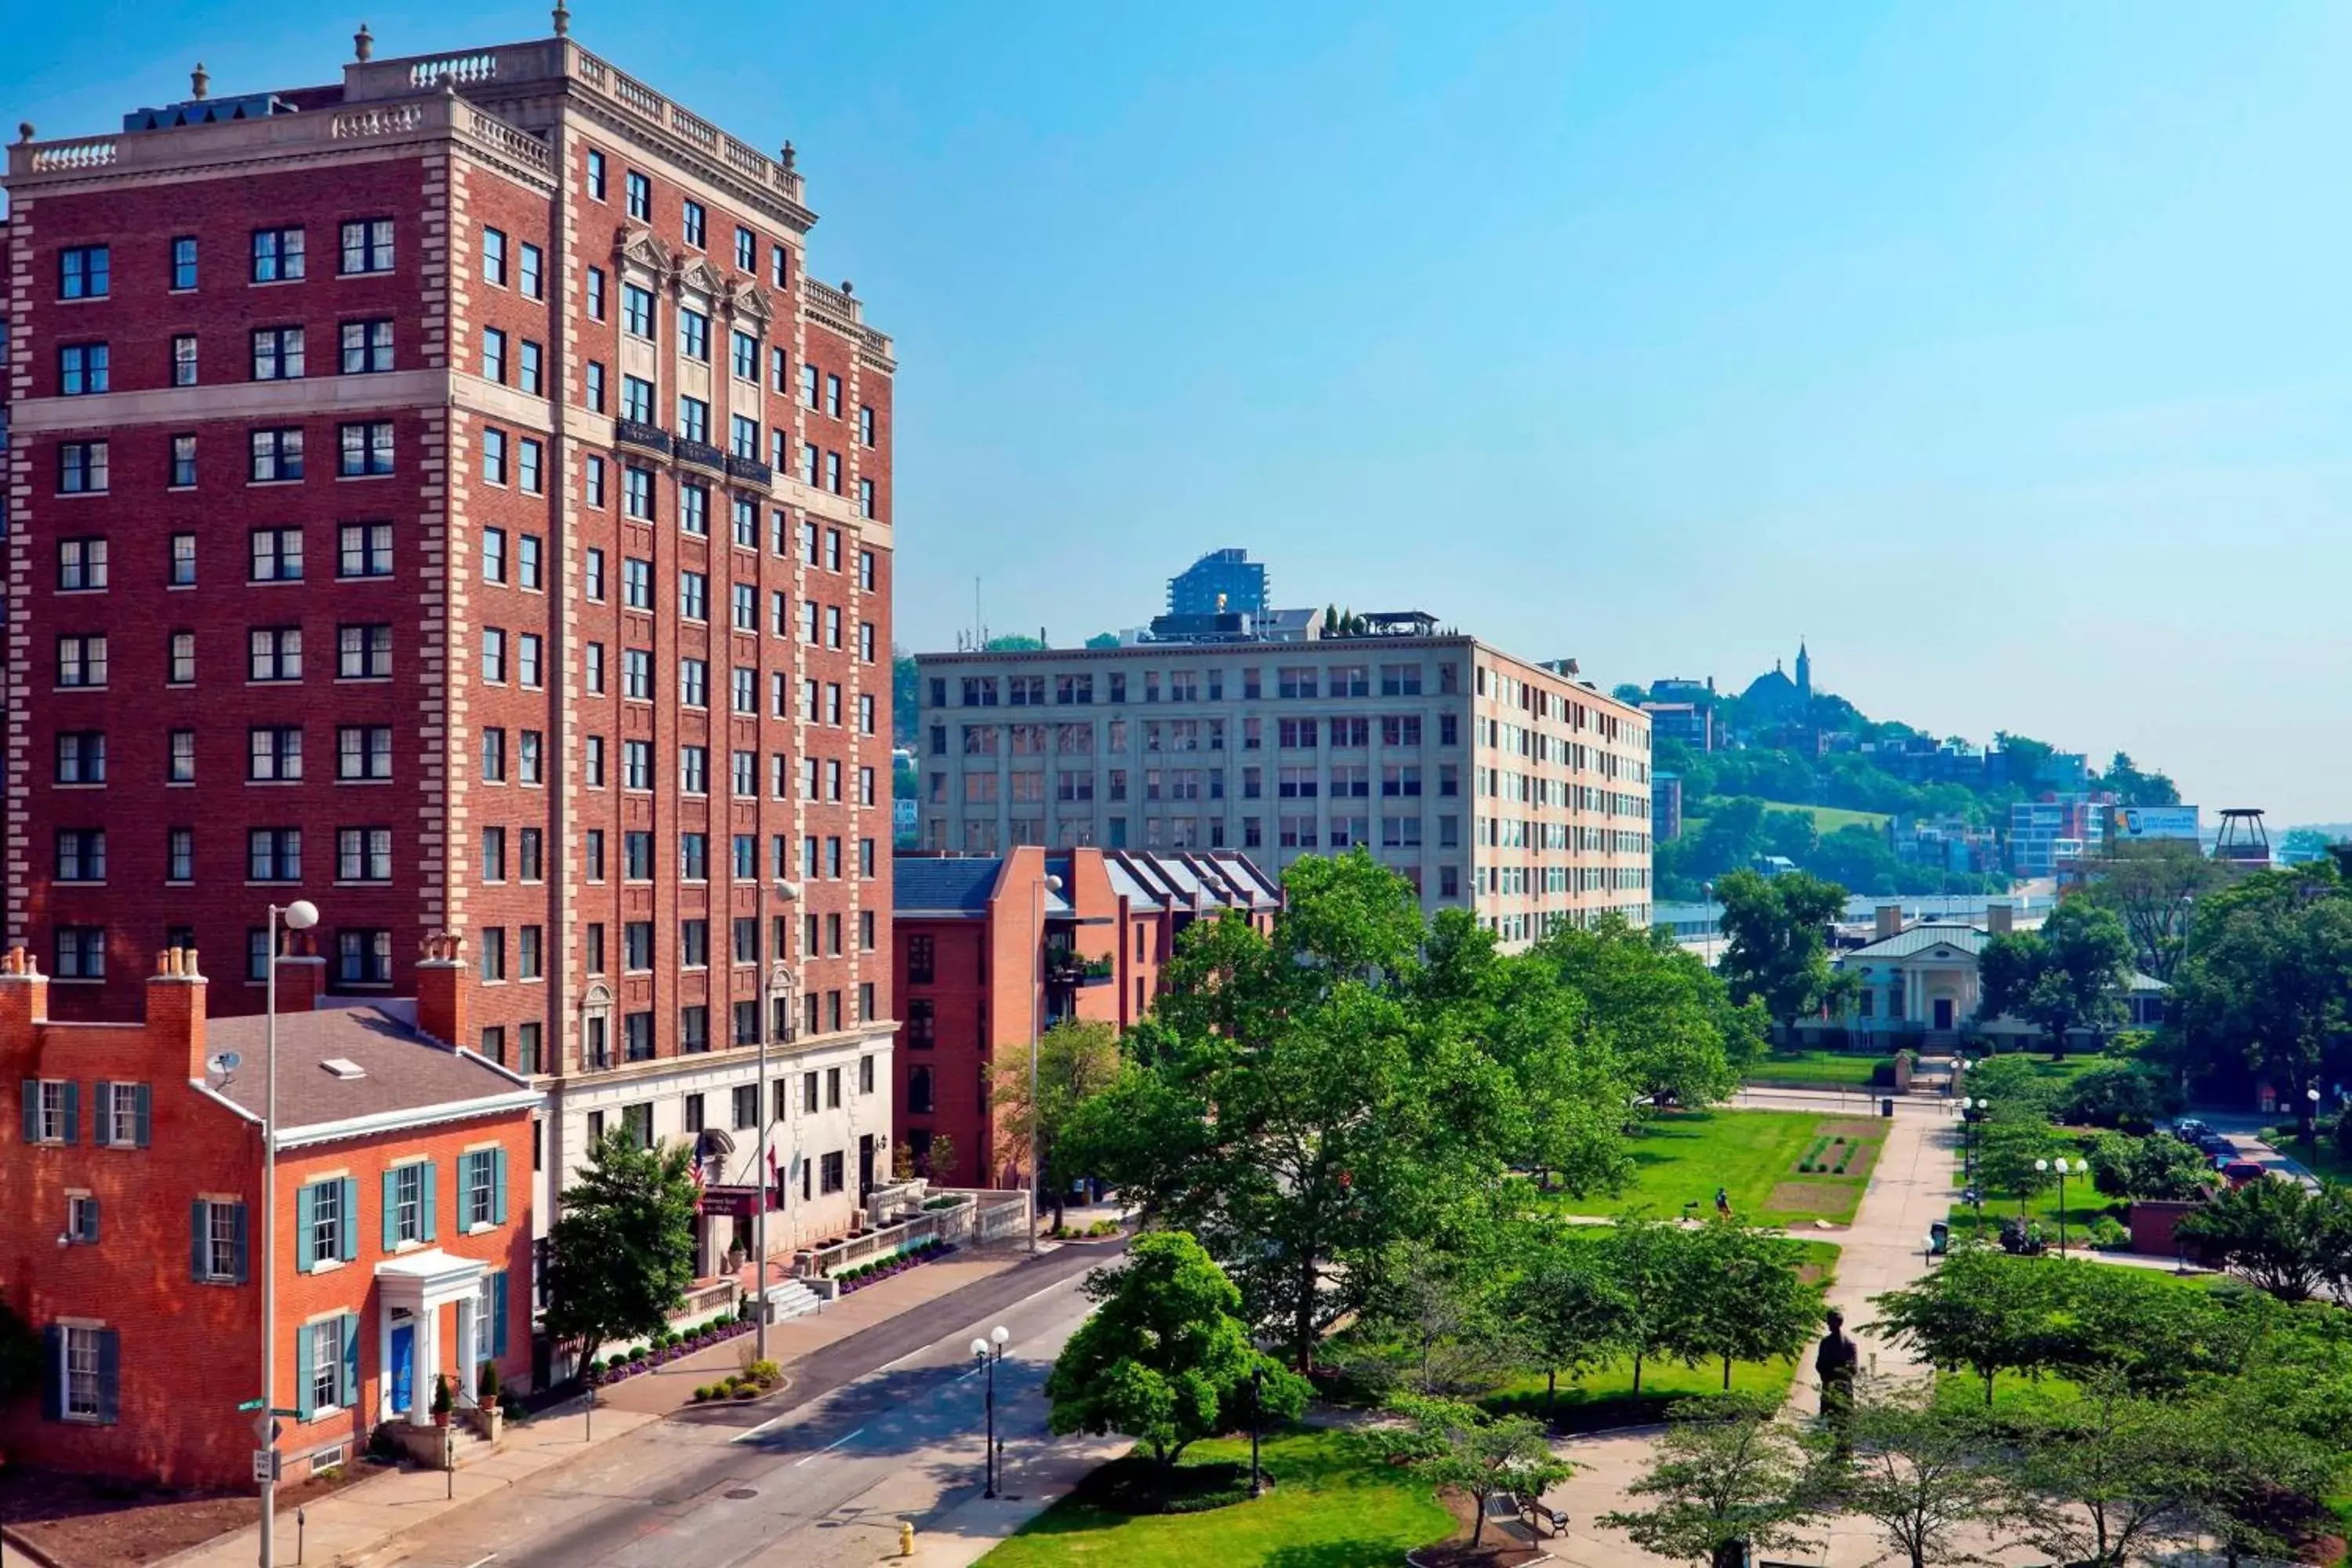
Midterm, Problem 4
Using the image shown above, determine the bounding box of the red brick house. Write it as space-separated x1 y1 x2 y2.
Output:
891 848 1279 1189
0 943 538 1488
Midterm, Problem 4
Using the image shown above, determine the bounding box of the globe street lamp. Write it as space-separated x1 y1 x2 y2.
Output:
2307 1086 2323 1165
260 898 318 1568
971 1325 1010 1497
1958 1096 1987 1231
2035 1156 2085 1257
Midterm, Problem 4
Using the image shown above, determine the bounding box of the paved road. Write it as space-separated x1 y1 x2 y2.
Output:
361 1243 1121 1568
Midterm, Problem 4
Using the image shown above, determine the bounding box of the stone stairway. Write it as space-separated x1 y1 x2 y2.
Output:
767 1278 824 1323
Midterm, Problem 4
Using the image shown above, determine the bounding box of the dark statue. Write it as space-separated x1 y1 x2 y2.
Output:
1815 1306 1859 1444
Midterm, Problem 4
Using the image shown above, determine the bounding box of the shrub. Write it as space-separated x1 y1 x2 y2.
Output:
2087 1216 2131 1250
477 1360 501 1401
732 1384 757 1399
747 1358 782 1387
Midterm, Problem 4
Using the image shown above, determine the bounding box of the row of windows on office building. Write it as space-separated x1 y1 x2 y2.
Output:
937 662 1459 708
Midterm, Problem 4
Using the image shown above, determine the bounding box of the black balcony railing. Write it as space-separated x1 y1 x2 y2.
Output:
615 419 671 454
674 436 726 472
725 452 774 485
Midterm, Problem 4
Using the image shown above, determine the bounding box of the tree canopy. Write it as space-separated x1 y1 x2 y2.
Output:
1713 868 1854 1037
990 1016 1123 1230
2164 863 2352 1109
540 1130 701 1378
1044 1231 1306 1474
1974 901 2136 1054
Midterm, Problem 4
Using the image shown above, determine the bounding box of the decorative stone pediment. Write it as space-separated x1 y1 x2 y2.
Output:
612 226 673 278
723 278 774 332
677 256 728 300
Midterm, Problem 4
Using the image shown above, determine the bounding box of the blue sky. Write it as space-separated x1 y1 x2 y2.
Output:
13 3 2351 820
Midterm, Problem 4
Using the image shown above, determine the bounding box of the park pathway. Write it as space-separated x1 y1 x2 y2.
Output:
1537 1106 2060 1568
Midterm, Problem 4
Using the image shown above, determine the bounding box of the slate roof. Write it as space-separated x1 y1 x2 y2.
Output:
1841 924 1991 961
203 1006 535 1136
892 855 1008 916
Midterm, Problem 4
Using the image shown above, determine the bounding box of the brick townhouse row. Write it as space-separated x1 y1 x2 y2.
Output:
0 943 536 1490
3 19 901 1308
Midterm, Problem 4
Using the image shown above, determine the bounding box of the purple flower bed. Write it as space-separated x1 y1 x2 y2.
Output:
587 1312 759 1383
830 1238 955 1294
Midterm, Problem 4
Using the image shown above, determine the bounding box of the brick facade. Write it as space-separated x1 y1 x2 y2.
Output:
4 27 898 1295
0 949 535 1490
891 848 1279 1189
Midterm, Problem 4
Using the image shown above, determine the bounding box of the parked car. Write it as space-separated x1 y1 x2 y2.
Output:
2172 1118 2210 1140
2220 1160 2268 1188
2198 1134 2237 1159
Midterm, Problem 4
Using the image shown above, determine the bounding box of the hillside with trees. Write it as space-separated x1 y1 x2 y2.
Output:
1634 679 2179 902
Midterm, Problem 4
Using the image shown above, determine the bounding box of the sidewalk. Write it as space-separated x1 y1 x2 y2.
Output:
158 1243 1050 1568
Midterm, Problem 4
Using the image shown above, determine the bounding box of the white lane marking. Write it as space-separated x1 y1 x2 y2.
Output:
789 1425 866 1466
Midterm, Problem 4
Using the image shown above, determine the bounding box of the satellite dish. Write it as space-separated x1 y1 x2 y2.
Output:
206 1050 241 1081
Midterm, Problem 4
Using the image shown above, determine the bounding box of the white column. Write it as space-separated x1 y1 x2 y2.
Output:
409 1308 434 1426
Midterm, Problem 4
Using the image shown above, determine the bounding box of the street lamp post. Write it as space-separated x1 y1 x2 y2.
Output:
971 1325 1009 1497
2306 1086 2322 1165
1249 1366 1265 1497
1026 872 1063 1252
260 898 320 1568
2036 1156 2084 1257
1958 1096 1987 1231
754 880 802 1365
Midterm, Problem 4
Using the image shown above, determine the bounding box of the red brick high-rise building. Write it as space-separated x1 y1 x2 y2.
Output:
4 19 898 1279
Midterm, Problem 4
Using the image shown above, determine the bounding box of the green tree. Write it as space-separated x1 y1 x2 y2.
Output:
1714 869 1854 1040
2093 751 2180 807
2082 839 2230 983
1083 631 1120 649
1504 1235 1632 1418
540 1131 701 1381
1599 1394 1824 1568
1975 902 2136 1056
2166 864 2352 1123
1371 1395 1573 1548
1044 1232 1306 1476
2175 1176 2346 1302
1598 1214 1698 1396
2059 1059 2179 1130
2005 1375 2198 1568
1674 1223 1826 1391
991 1017 1123 1232
1973 1117 2064 1212
1064 852 1530 1369
1536 917 1759 1108
2084 1130 2213 1202
891 648 919 745
983 633 1044 651
1829 1380 2018 1568
1870 1247 2066 1406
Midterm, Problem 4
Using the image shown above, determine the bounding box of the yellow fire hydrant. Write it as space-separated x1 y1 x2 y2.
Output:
899 1519 916 1557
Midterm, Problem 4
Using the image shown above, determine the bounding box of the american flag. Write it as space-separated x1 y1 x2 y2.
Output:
689 1145 709 1197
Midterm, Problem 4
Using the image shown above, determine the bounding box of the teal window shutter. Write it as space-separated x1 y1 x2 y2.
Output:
295 1183 316 1272
132 1083 151 1148
381 1169 398 1252
422 1160 439 1243
60 1081 78 1145
339 1313 358 1409
457 1155 475 1230
491 1270 509 1359
492 1148 509 1225
233 1202 249 1283
40 1326 63 1421
20 1080 38 1142
93 1081 112 1146
296 1323 317 1420
95 1329 120 1425
339 1177 360 1261
191 1200 209 1280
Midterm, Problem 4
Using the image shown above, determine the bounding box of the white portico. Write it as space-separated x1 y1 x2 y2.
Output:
375 1249 490 1424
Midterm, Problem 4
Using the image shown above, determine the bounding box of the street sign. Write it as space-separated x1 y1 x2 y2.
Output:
252 1449 282 1484
236 1397 264 1412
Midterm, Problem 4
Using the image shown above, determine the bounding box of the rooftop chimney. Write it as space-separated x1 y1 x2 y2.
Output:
1875 904 1904 941
1987 902 2015 936
416 931 469 1048
147 946 210 1082
275 932 327 1014
0 946 51 1053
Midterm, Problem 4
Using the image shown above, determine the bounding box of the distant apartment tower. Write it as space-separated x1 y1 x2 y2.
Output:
913 616 1654 945
1166 548 1269 617
1641 702 1711 753
4 24 900 1275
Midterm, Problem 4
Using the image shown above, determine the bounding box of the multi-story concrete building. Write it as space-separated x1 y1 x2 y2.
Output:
4 20 898 1299
913 617 1653 943
1166 547 1269 618
891 847 1279 1189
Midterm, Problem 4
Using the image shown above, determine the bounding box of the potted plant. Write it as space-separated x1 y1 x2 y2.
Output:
474 1363 504 1441
430 1374 453 1428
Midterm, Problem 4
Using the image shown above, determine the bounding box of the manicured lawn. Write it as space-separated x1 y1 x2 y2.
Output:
1743 1049 1893 1088
977 1425 1450 1567
1566 1109 1877 1225
1947 1130 2124 1242
1752 799 1893 833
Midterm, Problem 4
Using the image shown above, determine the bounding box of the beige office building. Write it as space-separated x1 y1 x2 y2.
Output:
913 622 1652 943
